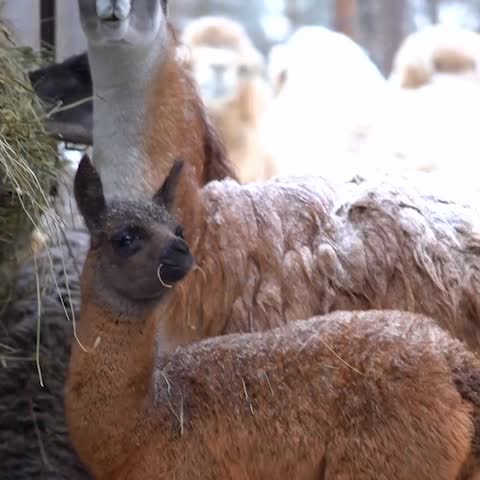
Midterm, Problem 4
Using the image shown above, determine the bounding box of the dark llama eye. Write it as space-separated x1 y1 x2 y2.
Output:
111 226 145 257
175 225 185 239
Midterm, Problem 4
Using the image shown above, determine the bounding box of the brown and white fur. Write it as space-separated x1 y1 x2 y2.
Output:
77 0 234 204
66 156 480 480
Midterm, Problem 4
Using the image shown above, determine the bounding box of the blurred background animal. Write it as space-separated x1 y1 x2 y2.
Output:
261 26 388 181
29 53 93 145
181 16 277 183
353 24 480 184
390 24 480 89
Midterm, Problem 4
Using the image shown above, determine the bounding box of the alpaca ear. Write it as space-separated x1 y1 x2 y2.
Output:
74 154 106 233
153 160 184 211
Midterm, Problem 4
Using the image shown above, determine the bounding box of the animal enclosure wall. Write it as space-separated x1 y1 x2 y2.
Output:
1 0 41 49
1 0 86 61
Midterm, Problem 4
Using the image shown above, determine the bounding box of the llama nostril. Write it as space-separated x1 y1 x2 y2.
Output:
158 239 194 284
96 0 114 19
96 0 131 21
160 239 190 265
114 0 131 20
172 239 190 256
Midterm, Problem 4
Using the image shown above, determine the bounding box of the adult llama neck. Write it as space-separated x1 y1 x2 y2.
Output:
88 33 232 204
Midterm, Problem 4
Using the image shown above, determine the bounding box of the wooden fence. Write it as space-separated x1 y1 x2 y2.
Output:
2 0 87 61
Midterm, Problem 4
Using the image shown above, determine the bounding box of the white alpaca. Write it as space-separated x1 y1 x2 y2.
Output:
390 24 480 89
355 77 480 183
261 26 388 181
355 25 480 184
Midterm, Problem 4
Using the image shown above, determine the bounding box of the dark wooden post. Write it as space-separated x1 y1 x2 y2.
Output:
40 0 56 51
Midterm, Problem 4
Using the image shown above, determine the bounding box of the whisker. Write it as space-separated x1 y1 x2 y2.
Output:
193 264 207 285
157 264 173 288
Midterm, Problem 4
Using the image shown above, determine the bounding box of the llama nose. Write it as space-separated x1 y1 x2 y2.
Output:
160 238 191 265
170 239 190 256
96 0 131 21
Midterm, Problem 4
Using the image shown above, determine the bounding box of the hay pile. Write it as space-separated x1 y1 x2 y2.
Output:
0 24 59 312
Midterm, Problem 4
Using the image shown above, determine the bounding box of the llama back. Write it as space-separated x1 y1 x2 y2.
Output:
185 173 480 350
149 310 475 480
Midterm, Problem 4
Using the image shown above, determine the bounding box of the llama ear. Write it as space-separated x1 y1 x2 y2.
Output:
153 160 184 211
74 154 106 233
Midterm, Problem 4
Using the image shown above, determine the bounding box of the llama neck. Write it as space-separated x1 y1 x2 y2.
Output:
66 273 163 476
88 37 168 201
89 34 234 206
142 55 212 191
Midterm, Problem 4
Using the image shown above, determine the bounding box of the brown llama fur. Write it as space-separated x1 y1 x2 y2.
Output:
66 163 480 478
391 25 480 89
145 39 234 181
144 40 236 207
180 17 277 183
67 303 480 479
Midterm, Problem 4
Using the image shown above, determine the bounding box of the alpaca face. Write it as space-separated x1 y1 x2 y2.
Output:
188 46 261 104
78 0 166 46
75 156 193 303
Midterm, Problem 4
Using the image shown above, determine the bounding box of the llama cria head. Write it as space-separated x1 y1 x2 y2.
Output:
78 0 168 46
181 16 264 105
74 155 194 305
